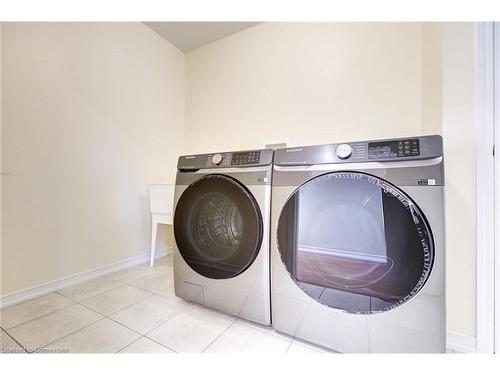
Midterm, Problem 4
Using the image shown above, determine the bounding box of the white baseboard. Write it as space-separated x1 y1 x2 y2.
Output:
447 331 477 353
0 247 171 309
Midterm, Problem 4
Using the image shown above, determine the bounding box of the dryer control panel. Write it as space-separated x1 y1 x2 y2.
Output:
274 135 442 166
178 149 273 170
368 138 420 159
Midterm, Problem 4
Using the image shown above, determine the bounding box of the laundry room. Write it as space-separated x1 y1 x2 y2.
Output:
0 1 499 371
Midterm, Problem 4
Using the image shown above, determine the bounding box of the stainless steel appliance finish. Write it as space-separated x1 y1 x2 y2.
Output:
271 135 445 352
173 148 273 325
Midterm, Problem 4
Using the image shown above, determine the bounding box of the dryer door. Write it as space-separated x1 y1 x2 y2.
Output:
276 171 434 313
174 174 263 279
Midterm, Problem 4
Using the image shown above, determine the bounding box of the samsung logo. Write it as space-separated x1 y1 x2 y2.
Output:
184 156 196 159
286 148 303 153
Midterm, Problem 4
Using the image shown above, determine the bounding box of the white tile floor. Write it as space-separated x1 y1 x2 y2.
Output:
0 255 330 354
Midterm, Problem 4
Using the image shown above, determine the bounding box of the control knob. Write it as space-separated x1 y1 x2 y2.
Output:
212 153 223 165
336 144 353 159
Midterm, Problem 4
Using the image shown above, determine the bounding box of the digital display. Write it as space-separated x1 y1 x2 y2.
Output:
231 151 261 165
368 139 420 159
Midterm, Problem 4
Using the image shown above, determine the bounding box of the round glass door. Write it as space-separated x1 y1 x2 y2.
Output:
277 172 434 313
174 174 263 279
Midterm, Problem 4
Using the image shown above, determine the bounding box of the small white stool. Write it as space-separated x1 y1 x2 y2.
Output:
149 184 174 267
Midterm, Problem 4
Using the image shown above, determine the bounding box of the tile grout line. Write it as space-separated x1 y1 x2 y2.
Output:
70 291 192 342
55 292 150 338
35 291 142 351
1 298 77 331
112 291 188 324
35 294 108 351
117 266 171 285
201 320 238 353
137 302 238 353
75 289 154 317
39 290 167 352
142 335 179 353
1 327 28 353
140 304 194 337
106 312 168 338
119 270 174 295
106 304 187 353
119 281 170 296
4 301 104 340
60 282 127 304
99 281 192 339
38 316 107 352
114 335 145 353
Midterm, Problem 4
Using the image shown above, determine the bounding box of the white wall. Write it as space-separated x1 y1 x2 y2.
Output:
442 23 476 338
1 23 184 295
421 23 443 136
186 23 440 153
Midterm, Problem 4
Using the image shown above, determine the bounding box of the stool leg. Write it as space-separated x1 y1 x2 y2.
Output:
150 219 158 267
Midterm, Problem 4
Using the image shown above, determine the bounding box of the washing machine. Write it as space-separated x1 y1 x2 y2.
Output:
173 148 273 325
271 135 445 352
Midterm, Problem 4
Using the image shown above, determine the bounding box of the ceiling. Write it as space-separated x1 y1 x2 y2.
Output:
144 22 260 52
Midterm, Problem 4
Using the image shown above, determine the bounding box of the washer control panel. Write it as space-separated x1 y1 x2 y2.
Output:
178 149 273 170
231 151 261 165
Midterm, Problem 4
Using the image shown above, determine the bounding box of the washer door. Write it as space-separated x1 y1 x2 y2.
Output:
174 174 263 279
277 172 434 313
